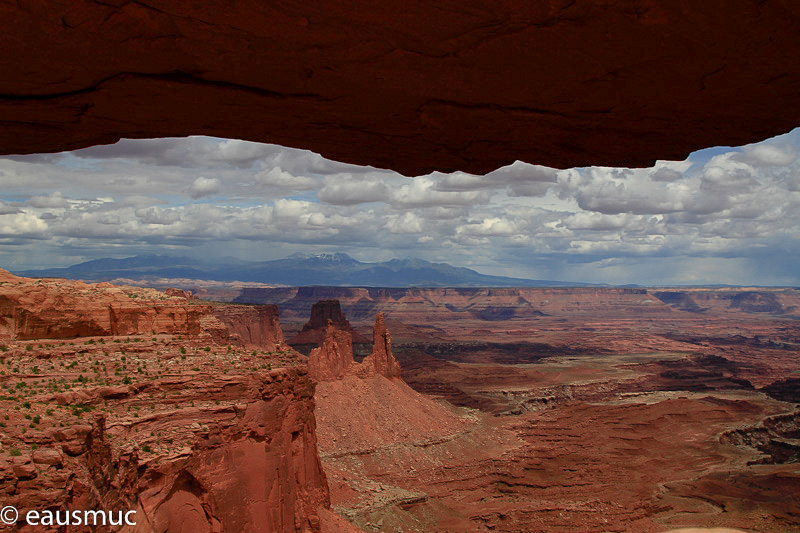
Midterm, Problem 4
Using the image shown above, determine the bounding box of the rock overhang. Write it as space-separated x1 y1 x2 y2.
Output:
1 1 799 175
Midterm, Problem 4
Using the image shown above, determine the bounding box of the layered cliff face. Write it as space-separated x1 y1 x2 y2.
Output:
0 270 353 531
0 345 331 532
308 313 401 381
0 270 211 340
0 270 296 350
2 2 799 174
212 304 286 350
238 286 673 323
239 286 800 324
114 369 328 533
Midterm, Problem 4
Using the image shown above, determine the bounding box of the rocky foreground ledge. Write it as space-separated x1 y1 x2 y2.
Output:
0 269 361 532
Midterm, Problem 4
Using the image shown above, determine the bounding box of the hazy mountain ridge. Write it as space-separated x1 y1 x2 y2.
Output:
14 253 588 288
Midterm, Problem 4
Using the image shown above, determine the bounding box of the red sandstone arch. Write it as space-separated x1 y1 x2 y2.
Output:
1 1 799 174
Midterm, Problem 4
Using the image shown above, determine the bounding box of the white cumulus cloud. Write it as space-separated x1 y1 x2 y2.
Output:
186 176 221 199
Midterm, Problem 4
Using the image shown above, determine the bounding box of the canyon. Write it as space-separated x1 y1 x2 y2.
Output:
3 2 798 531
2 268 798 531
293 290 800 532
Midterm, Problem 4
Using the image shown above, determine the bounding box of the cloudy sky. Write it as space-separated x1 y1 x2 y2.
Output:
1 128 799 286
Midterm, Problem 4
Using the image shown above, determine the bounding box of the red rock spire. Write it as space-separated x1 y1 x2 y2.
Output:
361 313 402 379
308 319 354 380
308 313 402 381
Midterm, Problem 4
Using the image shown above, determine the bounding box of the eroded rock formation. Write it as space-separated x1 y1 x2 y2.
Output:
1 366 331 532
0 270 346 531
0 269 210 340
289 300 369 347
360 313 401 379
2 2 799 173
308 313 402 381
212 304 286 350
308 320 355 381
164 287 193 299
721 410 800 464
0 270 296 352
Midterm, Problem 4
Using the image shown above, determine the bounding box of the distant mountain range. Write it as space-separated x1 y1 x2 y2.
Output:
14 253 591 288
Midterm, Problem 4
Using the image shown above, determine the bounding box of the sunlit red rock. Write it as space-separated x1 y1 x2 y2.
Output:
308 312 402 381
0 269 210 340
1 369 331 532
164 287 193 299
359 312 401 379
3 268 800 531
212 304 286 350
308 320 355 381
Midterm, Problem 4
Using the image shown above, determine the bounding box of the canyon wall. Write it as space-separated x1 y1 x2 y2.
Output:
1 368 331 532
0 270 294 348
0 270 210 340
236 286 800 323
0 269 342 531
212 304 286 350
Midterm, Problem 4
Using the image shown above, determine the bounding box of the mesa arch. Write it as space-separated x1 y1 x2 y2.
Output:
1 1 799 174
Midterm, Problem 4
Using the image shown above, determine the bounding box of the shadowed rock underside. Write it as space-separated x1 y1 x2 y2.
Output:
2 1 800 173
